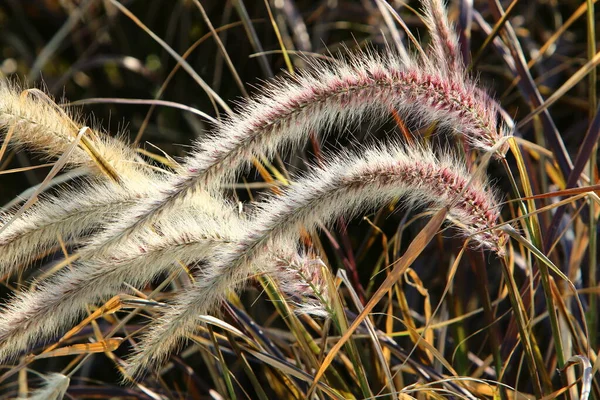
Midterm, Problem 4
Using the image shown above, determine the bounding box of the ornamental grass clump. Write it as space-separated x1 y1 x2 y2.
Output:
0 0 520 396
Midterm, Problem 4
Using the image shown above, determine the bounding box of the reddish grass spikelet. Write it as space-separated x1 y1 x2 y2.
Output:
422 0 463 76
187 50 507 189
272 251 331 317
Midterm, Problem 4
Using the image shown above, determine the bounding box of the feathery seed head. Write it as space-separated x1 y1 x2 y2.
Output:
0 177 155 278
123 144 506 377
272 250 331 318
422 0 462 76
28 373 70 400
247 144 505 254
0 80 89 166
0 81 152 181
188 49 508 191
72 30 511 258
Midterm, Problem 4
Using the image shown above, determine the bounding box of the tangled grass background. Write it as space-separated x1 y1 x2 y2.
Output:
0 0 599 399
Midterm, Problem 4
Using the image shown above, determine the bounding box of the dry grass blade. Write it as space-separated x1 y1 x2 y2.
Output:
108 0 231 116
33 338 123 359
516 51 600 129
67 98 218 123
245 349 346 400
487 0 573 178
337 269 397 399
545 104 600 248
308 207 448 396
470 0 519 68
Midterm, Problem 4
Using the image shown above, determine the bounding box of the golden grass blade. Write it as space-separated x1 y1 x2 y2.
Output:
37 295 124 358
196 315 246 339
517 50 600 129
245 348 348 400
507 137 542 246
0 125 15 163
22 89 121 182
0 163 54 175
34 338 123 359
501 225 572 287
470 0 519 68
527 0 598 71
518 185 600 201
308 207 447 395
337 269 398 400
262 0 293 75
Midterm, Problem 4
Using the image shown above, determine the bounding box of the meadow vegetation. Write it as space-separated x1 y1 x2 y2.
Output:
0 0 598 399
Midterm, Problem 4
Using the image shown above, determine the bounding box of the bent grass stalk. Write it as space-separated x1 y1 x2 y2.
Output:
0 180 149 277
84 35 508 258
0 191 321 362
125 144 504 375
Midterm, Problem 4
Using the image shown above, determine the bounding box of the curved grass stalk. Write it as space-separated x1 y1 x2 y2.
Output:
0 190 319 362
0 178 152 278
83 37 508 257
124 144 505 376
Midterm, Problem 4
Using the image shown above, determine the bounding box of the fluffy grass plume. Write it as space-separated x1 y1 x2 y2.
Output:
76 0 508 262
28 373 70 400
0 178 151 277
0 188 321 362
0 191 241 361
125 144 504 376
0 81 151 182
